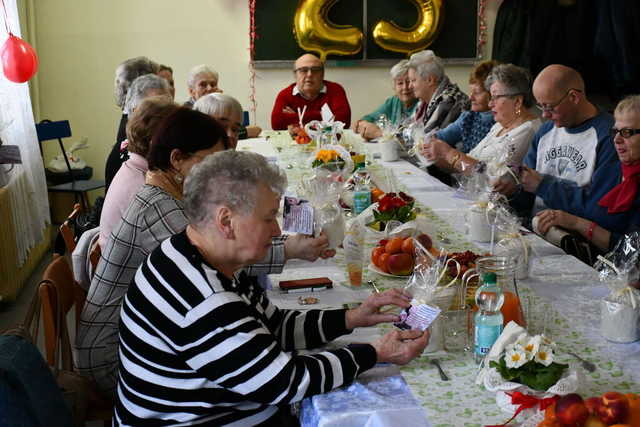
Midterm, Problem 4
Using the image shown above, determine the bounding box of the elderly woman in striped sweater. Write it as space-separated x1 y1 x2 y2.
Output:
113 150 429 426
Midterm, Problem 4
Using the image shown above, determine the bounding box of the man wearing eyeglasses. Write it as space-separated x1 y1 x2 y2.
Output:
496 64 618 220
271 53 351 130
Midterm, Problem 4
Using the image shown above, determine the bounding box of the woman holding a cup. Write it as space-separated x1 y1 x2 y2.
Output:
421 64 541 178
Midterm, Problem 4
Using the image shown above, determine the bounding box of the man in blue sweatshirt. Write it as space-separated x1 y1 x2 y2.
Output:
496 65 619 226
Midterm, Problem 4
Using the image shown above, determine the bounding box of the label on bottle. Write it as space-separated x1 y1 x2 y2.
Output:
474 321 503 358
353 190 371 215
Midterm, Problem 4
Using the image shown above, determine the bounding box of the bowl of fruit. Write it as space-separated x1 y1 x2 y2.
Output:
369 233 437 277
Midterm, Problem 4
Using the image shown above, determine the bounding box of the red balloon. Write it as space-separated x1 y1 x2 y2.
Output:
1 34 39 83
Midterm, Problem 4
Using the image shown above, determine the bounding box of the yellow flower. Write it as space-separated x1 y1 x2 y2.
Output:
315 149 340 164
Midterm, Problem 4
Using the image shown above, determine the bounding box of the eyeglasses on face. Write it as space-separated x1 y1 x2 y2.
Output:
294 66 323 75
535 88 582 113
610 127 640 138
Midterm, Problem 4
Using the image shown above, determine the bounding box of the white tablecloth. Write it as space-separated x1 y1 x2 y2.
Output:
240 132 640 426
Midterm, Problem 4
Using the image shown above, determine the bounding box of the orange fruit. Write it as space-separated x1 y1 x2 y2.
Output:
401 237 415 255
379 253 391 273
371 246 385 268
385 237 404 254
371 188 385 203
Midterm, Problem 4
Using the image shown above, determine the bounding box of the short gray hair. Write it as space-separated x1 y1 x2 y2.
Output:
615 95 640 117
408 50 444 81
124 74 170 113
184 151 287 227
193 93 243 119
485 64 535 108
187 64 219 89
114 56 159 108
390 60 410 80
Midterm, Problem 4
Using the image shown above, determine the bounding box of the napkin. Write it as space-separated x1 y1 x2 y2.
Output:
321 103 334 122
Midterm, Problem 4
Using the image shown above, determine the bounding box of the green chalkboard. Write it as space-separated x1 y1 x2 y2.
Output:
253 0 478 64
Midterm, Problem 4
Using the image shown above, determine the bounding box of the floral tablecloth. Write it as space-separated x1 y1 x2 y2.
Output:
242 133 639 427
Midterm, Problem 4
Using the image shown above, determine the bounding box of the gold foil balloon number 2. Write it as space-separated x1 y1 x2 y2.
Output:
293 0 444 59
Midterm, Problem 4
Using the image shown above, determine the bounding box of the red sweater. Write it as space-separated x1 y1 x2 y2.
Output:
270 80 351 130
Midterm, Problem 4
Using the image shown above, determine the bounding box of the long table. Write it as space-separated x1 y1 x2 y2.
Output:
238 132 640 426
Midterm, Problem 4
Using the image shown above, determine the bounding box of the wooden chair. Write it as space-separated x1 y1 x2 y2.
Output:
59 203 82 254
39 255 112 425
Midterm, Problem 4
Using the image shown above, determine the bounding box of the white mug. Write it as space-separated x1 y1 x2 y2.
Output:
379 140 399 162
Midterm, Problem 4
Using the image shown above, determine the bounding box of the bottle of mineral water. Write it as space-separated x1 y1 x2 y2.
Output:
352 167 372 215
474 272 504 364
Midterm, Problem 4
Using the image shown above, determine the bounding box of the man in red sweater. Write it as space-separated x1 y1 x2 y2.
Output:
271 53 351 130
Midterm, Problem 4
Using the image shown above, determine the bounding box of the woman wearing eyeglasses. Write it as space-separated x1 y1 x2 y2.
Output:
534 95 640 252
421 64 541 179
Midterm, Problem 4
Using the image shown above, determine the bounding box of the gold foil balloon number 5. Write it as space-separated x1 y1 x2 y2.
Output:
294 0 364 60
373 0 444 55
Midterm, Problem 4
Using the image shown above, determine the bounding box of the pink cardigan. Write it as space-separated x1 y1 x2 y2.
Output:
98 153 148 248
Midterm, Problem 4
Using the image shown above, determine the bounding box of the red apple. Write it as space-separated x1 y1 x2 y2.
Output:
585 397 603 416
386 253 414 276
555 394 589 426
415 233 432 251
597 392 629 425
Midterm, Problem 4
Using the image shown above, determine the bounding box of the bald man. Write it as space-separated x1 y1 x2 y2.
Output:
271 53 351 130
498 64 619 220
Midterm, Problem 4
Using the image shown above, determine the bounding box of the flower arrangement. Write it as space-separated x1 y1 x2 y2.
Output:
490 333 568 392
368 192 417 231
312 149 345 171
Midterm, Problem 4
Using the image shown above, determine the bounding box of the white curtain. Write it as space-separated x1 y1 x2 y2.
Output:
0 0 50 265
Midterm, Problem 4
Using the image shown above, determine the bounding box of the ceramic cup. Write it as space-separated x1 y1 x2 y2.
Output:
379 140 399 162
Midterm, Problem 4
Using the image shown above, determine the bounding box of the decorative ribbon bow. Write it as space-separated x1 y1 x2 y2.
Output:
485 391 560 427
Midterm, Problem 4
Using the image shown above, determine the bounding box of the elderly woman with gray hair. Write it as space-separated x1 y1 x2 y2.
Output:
354 60 418 140
194 93 244 148
183 64 221 109
408 50 470 133
106 63 169 190
422 64 541 177
113 150 429 426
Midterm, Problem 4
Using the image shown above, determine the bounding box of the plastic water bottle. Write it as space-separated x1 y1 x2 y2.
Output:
474 272 504 364
352 167 372 215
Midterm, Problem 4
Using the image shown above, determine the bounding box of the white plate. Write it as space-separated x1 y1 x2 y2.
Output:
368 263 412 278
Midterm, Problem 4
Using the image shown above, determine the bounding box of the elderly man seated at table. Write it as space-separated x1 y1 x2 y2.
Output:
105 73 170 191
432 60 499 154
113 150 429 426
408 50 470 133
533 95 640 253
354 60 417 140
495 65 619 220
422 64 541 178
271 53 351 131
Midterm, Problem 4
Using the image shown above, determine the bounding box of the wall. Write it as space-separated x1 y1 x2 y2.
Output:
32 0 498 180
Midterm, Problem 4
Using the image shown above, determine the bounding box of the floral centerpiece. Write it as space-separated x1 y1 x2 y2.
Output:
309 144 353 181
367 192 417 231
490 333 567 392
480 323 581 426
312 149 345 171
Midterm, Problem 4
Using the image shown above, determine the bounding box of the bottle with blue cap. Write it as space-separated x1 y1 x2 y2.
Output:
474 272 504 364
